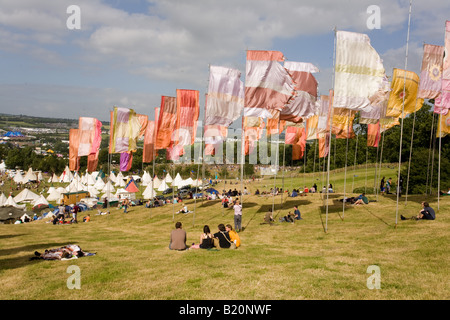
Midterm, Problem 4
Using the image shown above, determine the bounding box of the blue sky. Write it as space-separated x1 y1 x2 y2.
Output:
0 0 448 122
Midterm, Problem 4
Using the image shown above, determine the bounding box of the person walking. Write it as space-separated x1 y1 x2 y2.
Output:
233 199 242 232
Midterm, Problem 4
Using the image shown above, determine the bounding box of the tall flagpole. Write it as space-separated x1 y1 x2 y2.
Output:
437 113 442 211
271 119 280 214
395 0 413 228
405 99 419 205
342 109 351 219
325 26 337 233
425 112 436 195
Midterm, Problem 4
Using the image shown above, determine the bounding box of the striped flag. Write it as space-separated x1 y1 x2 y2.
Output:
244 50 295 119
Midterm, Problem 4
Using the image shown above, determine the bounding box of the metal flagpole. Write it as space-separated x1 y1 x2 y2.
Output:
405 99 419 205
425 112 436 195
281 139 286 208
272 119 280 214
325 26 337 233
437 113 442 211
395 0 413 228
342 110 351 219
352 131 359 191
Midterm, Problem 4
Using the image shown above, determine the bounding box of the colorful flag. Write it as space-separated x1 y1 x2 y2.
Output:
244 117 265 155
120 152 133 172
385 69 424 118
306 115 319 140
109 107 141 153
436 112 450 137
175 89 199 147
435 21 450 115
360 76 390 124
69 129 80 171
285 122 306 160
142 119 155 163
155 96 177 149
266 118 286 136
417 44 445 100
205 65 244 127
334 30 386 111
367 122 381 147
281 62 319 122
332 108 356 139
244 50 295 119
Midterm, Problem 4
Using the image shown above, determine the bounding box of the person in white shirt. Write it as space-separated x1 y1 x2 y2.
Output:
233 200 242 232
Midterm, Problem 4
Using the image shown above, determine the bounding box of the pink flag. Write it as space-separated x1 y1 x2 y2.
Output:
281 62 319 122
244 50 295 119
435 21 450 115
418 44 444 100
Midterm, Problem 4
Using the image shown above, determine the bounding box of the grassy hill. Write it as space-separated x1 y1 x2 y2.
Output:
0 166 448 300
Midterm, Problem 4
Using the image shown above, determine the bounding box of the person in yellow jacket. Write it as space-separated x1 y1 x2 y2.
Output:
226 224 241 248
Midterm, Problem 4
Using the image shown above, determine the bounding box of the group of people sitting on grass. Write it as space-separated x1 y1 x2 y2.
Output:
261 205 303 224
169 222 241 251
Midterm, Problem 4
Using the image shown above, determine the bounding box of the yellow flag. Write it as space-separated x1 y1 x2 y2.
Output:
386 69 424 118
437 112 450 138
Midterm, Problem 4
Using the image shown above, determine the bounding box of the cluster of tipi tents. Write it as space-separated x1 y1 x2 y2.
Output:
1 164 204 209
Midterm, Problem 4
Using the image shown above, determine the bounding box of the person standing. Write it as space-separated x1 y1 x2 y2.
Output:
123 198 129 213
233 199 242 232
380 177 385 195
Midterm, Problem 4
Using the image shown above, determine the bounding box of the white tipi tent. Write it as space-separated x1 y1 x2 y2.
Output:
172 173 183 188
142 184 156 199
14 188 40 203
164 173 173 184
3 195 26 209
0 193 7 206
157 180 170 192
141 171 152 186
22 168 37 183
32 195 49 207
152 176 161 189
46 189 62 203
13 171 24 184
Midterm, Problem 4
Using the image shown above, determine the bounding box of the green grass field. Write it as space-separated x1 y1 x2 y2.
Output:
0 166 448 300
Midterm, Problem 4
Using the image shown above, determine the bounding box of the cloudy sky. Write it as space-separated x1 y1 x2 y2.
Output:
0 0 448 122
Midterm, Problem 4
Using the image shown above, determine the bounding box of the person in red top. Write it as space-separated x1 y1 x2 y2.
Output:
303 186 309 194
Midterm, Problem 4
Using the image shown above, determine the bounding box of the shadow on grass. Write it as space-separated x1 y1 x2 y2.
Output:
0 242 70 271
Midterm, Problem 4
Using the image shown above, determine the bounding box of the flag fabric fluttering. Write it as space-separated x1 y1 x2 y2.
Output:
175 89 200 147
69 129 80 171
435 21 450 115
367 122 381 147
334 30 386 112
385 68 424 118
120 152 133 172
244 50 295 119
205 65 244 127
109 107 141 154
306 115 319 140
71 117 102 172
436 112 450 137
418 44 445 100
244 116 265 155
280 62 319 122
155 96 177 150
142 119 156 163
285 122 306 160
331 108 356 139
